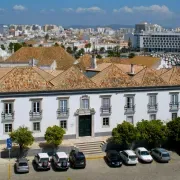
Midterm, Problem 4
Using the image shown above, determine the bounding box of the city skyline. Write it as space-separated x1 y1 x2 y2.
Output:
0 0 180 27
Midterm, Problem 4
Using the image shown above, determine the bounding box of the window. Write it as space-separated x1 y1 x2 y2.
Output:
171 94 178 104
103 117 110 127
126 116 133 124
60 120 67 129
82 98 89 109
4 124 12 133
33 122 40 131
60 99 68 112
102 98 110 108
33 101 40 113
5 103 12 114
150 114 156 120
149 95 156 106
172 113 178 120
126 97 134 108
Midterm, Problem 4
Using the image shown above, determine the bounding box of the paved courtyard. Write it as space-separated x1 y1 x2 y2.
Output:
0 152 180 180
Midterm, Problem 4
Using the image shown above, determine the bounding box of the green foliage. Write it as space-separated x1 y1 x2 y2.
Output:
107 46 120 57
44 125 65 147
73 46 78 53
8 42 22 52
137 120 167 147
128 53 135 58
9 126 34 151
112 121 137 148
100 47 105 53
167 117 180 142
128 38 132 49
85 43 91 49
61 44 65 49
1 44 5 50
54 42 59 47
96 54 102 59
44 34 49 41
66 46 73 54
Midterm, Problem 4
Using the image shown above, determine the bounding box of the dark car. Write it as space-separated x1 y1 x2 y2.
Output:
69 150 86 169
106 150 122 167
15 158 29 173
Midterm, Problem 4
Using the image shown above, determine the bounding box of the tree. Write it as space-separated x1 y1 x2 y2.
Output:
9 126 34 155
128 38 132 50
66 46 73 54
73 46 78 54
100 47 105 53
61 44 65 49
107 46 121 57
112 121 137 149
1 44 5 50
137 120 167 148
128 53 135 59
44 34 49 41
96 54 102 59
167 117 180 143
8 42 14 52
44 125 65 147
85 43 91 49
54 42 59 47
14 43 22 52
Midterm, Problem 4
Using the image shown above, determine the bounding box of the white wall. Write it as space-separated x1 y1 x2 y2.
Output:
0 90 178 140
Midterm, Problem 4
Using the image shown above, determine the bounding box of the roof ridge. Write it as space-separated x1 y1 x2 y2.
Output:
0 67 16 83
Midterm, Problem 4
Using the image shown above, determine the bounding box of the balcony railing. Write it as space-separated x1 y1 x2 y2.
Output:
169 102 179 112
57 108 69 118
100 106 111 115
29 110 42 120
124 104 135 114
147 103 158 113
1 111 15 122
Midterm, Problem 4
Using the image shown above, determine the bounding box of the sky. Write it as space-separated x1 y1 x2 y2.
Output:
0 0 180 27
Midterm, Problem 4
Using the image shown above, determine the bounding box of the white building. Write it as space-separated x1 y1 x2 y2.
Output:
0 63 180 143
134 31 180 52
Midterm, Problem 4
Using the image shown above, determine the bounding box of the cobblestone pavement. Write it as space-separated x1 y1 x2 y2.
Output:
0 152 180 180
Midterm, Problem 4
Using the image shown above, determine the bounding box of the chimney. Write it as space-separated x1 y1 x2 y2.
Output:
128 64 135 76
91 55 97 69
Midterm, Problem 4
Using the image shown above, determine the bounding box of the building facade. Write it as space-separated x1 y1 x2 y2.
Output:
0 86 179 142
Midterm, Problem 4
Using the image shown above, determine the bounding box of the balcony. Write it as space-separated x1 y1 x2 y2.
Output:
100 106 111 115
124 104 135 115
147 103 158 113
169 102 179 112
57 108 69 119
29 110 42 120
1 111 15 122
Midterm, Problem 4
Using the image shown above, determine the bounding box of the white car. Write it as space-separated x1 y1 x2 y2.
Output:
135 147 153 163
119 150 138 165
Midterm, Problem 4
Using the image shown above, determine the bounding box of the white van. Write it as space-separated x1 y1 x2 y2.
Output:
119 150 138 165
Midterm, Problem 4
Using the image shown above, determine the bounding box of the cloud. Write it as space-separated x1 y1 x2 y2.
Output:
40 9 55 14
63 7 105 13
13 5 27 11
113 5 173 15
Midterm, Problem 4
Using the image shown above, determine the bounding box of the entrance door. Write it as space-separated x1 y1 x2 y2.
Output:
79 115 92 137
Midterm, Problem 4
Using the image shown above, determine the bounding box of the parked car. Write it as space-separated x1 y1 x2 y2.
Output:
33 153 51 170
106 150 122 167
52 152 70 170
151 148 171 163
119 150 138 165
69 150 86 169
15 158 29 173
135 147 153 163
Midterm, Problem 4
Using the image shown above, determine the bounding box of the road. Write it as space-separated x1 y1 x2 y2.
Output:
1 154 180 180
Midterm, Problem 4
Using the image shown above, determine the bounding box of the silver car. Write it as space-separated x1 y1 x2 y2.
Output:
15 158 29 173
151 148 171 163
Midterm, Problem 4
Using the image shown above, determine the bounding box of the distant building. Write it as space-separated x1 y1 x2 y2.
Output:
0 24 9 36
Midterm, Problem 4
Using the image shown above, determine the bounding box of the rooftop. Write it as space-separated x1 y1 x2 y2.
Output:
56 152 68 159
124 150 136 156
6 47 75 70
38 153 49 158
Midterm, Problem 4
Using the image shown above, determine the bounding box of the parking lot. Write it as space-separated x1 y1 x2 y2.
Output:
0 152 180 180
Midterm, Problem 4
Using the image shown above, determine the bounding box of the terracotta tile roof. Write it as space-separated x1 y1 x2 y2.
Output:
76 54 92 71
0 68 13 79
132 67 167 86
115 64 145 74
87 63 112 72
6 47 75 70
91 64 139 88
160 67 180 85
50 66 97 90
44 70 63 77
0 67 53 92
155 68 170 76
100 56 160 67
